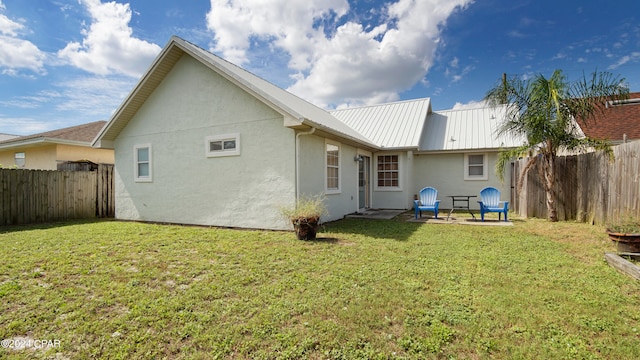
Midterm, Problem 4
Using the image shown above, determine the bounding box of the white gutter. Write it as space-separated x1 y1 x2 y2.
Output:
295 126 316 201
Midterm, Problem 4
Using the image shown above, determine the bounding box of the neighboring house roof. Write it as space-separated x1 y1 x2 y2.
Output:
0 121 107 150
419 105 523 152
576 92 640 143
330 98 431 149
0 133 18 142
93 36 376 149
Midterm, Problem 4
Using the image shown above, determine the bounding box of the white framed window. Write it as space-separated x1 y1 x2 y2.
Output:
134 144 152 182
325 140 341 194
14 152 25 168
376 154 401 190
206 133 240 157
464 153 488 180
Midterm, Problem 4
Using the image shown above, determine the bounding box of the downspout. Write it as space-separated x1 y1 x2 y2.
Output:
295 126 316 201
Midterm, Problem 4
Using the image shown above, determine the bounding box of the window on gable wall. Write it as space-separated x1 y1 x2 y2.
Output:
325 141 340 193
464 153 488 180
134 144 152 182
377 154 399 188
206 133 240 157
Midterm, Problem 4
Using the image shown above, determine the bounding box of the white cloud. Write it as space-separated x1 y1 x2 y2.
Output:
451 99 487 110
54 75 134 117
58 0 161 77
0 90 61 109
0 3 46 75
0 7 22 36
507 30 526 38
206 0 473 108
608 52 640 70
0 117 53 135
445 56 473 83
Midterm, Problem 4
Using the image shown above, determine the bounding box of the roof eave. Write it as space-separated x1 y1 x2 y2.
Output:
415 146 519 154
0 137 91 150
296 118 380 150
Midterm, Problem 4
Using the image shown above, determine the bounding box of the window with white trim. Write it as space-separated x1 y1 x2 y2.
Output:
376 154 400 189
134 144 152 182
206 133 240 157
464 153 488 180
325 141 340 193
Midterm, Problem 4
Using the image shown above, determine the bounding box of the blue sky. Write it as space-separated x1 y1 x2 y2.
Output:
0 0 638 136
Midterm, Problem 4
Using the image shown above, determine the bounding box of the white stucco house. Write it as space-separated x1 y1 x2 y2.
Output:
92 36 523 230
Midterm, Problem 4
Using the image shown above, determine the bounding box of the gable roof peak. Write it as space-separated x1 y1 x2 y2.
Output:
94 35 375 149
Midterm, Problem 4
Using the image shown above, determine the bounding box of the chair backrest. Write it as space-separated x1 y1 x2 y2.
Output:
479 187 501 207
419 187 438 206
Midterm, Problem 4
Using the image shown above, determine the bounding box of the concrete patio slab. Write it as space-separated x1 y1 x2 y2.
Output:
346 209 514 226
404 212 514 226
345 209 405 220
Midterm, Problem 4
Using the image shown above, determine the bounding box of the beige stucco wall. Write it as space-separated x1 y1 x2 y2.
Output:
0 144 113 170
0 151 15 168
114 54 297 230
412 151 512 211
0 145 57 170
56 144 114 165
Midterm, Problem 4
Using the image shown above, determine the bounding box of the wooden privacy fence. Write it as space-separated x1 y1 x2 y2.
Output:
513 141 640 225
0 164 114 226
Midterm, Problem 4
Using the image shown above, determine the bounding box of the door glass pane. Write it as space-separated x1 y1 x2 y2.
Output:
358 158 365 208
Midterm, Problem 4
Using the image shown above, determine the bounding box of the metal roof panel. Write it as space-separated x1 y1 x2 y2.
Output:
420 105 524 152
330 98 431 148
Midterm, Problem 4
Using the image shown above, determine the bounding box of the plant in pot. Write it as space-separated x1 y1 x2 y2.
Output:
280 195 328 240
606 216 640 253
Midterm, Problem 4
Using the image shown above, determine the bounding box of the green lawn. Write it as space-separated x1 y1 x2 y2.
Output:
0 216 639 359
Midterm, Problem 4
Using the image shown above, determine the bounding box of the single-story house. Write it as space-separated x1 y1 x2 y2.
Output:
576 92 640 144
92 36 523 230
0 121 114 170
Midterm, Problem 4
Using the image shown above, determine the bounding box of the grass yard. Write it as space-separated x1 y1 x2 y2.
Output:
1 216 639 359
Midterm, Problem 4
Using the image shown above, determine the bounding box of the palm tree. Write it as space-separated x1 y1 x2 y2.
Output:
485 69 628 222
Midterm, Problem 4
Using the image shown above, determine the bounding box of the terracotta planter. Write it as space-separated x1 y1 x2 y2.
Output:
292 217 320 240
607 230 640 253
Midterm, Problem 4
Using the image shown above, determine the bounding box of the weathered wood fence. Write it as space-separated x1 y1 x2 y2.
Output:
0 164 114 226
513 141 640 225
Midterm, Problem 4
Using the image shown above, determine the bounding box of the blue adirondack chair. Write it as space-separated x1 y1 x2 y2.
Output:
477 187 509 222
414 187 440 219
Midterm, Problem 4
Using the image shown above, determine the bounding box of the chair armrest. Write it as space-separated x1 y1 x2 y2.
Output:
413 200 420 208
502 201 509 210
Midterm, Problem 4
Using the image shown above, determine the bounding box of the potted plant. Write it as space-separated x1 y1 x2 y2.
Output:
606 217 640 253
280 195 328 240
